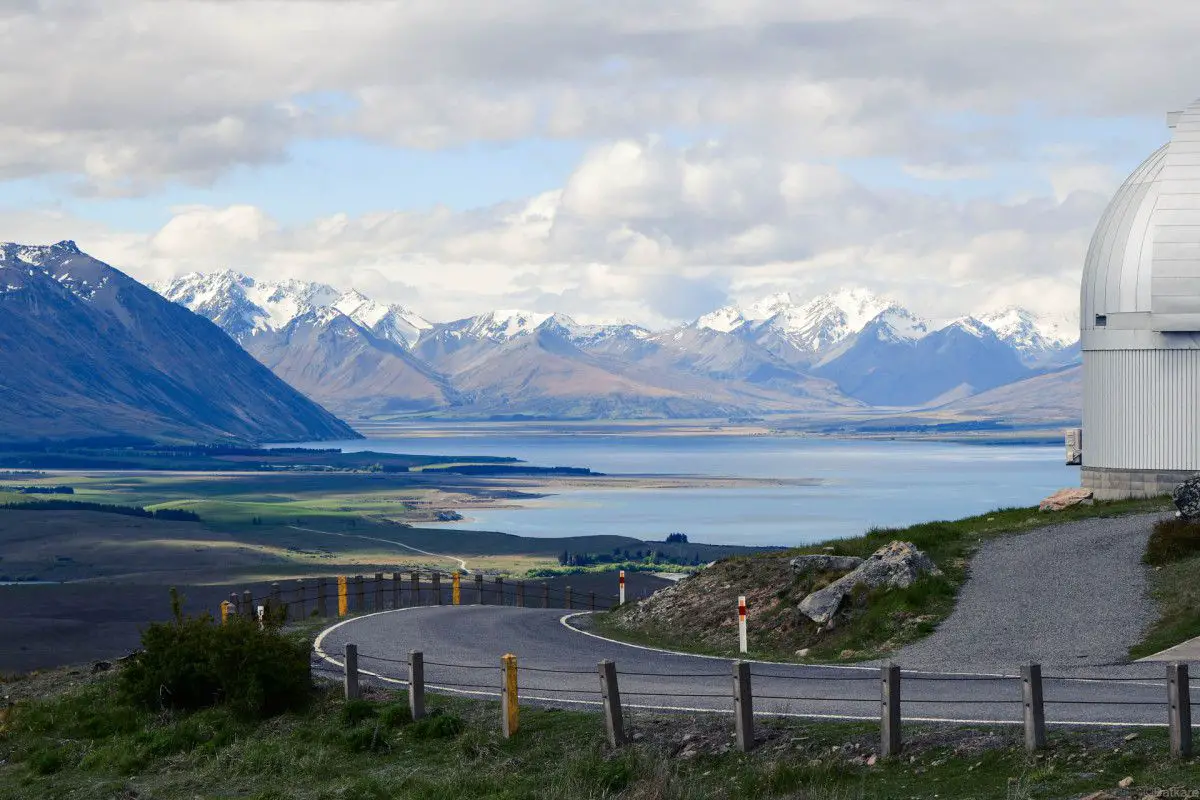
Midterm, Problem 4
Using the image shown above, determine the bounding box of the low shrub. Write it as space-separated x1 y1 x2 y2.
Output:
118 589 310 718
1144 518 1200 565
410 711 465 740
378 703 413 728
340 699 377 727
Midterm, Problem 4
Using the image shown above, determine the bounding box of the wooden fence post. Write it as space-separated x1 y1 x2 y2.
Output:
230 592 240 617
881 663 902 758
410 572 420 606
392 572 401 608
495 576 504 605
475 574 484 604
242 589 253 619
316 578 328 617
516 580 526 608
1168 662 1193 759
344 643 359 700
590 591 596 611
295 581 305 618
733 661 754 752
432 572 442 605
409 650 425 721
599 660 626 747
374 572 384 611
565 586 573 610
502 654 519 738
542 584 550 608
270 582 282 617
1021 663 1046 752
353 575 365 611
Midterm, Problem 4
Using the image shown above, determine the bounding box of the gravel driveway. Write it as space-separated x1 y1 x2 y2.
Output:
889 512 1163 673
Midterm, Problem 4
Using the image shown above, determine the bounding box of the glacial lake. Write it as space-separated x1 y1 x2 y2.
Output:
281 431 1079 547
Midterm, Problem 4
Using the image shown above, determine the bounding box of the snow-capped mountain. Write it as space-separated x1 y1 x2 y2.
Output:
977 307 1079 367
156 271 430 347
0 242 356 443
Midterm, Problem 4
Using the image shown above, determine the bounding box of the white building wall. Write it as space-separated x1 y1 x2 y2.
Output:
1082 349 1200 470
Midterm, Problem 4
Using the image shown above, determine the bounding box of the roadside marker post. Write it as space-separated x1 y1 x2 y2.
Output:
256 605 265 630
316 578 327 617
337 576 348 617
881 663 902 758
738 595 748 654
475 574 484 604
565 586 573 610
344 643 359 700
1168 662 1193 759
542 584 550 608
219 600 232 625
374 572 384 611
733 661 754 752
495 576 504 605
410 572 421 606
353 574 365 611
229 592 240 617
270 582 281 618
392 572 401 608
409 651 425 720
502 654 519 738
241 589 253 619
296 581 306 617
452 571 461 605
619 570 625 605
598 660 625 747
1021 663 1046 752
433 572 443 605
517 580 526 607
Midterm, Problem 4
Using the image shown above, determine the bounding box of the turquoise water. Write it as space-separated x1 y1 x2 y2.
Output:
282 434 1078 547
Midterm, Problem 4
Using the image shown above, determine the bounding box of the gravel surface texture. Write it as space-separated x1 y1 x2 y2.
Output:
887 512 1164 674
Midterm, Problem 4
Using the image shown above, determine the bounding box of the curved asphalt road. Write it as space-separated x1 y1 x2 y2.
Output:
314 605 1187 727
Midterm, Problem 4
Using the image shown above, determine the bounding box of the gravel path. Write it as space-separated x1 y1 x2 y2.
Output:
889 512 1163 673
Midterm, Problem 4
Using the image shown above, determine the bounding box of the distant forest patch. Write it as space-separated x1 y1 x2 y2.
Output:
0 485 75 494
0 499 200 522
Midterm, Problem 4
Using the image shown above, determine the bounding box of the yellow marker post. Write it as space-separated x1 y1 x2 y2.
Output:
452 571 461 605
220 600 232 625
502 653 519 738
337 576 349 617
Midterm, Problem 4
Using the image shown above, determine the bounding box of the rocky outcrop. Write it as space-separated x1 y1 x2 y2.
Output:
1038 488 1094 512
1173 475 1200 521
790 554 863 575
798 541 941 625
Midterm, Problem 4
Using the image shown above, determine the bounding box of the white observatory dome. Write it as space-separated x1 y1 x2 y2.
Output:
1080 99 1200 498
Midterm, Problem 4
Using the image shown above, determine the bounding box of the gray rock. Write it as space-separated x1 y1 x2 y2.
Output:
1172 474 1200 521
790 554 864 575
798 541 942 625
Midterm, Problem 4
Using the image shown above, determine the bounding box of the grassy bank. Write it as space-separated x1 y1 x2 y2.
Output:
2 667 1197 800
1130 518 1200 659
598 498 1169 664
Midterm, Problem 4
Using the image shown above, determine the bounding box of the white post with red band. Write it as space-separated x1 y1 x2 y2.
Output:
619 570 626 605
738 595 748 654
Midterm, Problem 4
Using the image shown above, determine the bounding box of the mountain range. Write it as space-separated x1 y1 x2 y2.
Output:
0 242 358 443
156 272 1081 421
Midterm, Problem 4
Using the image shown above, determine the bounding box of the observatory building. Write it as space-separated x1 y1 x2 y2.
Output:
1081 100 1200 499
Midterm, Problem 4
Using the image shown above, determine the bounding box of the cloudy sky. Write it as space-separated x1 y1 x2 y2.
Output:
4 0 1199 327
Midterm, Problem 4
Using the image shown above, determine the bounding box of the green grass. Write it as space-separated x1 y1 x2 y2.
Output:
1130 517 1200 659
3 672 1198 799
598 497 1170 664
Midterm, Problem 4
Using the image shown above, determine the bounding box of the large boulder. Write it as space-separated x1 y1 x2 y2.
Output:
1038 488 1094 512
790 554 864 575
1173 475 1200 521
798 541 942 625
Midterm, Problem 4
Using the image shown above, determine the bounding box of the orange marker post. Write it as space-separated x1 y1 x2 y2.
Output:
738 595 748 654
220 600 232 625
619 570 626 605
337 576 348 618
452 571 461 606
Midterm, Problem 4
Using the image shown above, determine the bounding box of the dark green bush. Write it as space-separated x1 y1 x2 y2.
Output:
409 712 464 740
1144 518 1200 565
341 726 391 753
118 590 310 718
378 702 413 728
340 699 377 727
